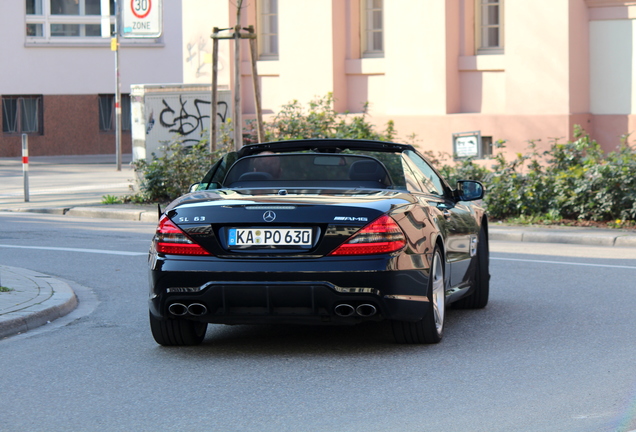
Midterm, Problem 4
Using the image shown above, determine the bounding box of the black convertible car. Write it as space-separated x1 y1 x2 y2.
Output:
148 139 489 346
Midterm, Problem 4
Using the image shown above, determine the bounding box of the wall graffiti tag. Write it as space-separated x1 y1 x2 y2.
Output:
185 37 211 78
151 96 229 145
131 85 232 161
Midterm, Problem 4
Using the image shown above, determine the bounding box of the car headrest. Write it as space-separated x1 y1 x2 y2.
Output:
349 160 385 182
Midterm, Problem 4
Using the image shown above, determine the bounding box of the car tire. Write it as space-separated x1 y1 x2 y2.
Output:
453 226 490 309
391 247 445 344
149 312 207 346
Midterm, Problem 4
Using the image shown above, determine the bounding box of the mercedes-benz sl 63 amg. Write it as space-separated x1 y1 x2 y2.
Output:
148 139 489 346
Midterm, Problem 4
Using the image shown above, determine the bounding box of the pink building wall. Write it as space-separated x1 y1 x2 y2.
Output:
206 0 636 158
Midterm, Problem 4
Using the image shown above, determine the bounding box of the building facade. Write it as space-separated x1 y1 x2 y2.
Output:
0 0 183 157
2 1 635 158
190 0 636 158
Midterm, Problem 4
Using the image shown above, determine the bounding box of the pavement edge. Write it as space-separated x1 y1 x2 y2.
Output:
0 266 78 340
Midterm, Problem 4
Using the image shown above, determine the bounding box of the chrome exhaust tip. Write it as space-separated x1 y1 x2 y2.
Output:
187 303 208 316
168 303 188 316
356 304 377 317
334 304 355 317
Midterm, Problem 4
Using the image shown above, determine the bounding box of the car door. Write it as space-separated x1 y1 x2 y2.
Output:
402 151 479 288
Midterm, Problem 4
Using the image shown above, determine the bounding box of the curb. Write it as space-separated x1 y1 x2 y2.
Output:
1 206 160 223
65 206 159 222
0 266 78 340
489 228 636 247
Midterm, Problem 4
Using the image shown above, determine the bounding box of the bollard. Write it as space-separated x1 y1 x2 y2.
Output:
22 134 30 202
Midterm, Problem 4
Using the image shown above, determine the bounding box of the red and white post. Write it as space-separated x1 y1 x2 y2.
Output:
22 133 29 202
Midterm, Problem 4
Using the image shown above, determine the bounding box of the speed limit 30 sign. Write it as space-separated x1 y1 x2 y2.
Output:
122 0 162 38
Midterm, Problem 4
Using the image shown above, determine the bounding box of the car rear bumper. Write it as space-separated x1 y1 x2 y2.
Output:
149 257 432 325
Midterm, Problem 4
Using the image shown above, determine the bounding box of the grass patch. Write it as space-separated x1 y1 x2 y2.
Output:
101 194 123 204
0 286 13 293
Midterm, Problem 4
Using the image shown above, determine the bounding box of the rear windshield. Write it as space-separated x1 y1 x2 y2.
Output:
223 153 401 189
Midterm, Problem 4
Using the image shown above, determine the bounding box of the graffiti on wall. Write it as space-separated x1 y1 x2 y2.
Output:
146 96 229 146
185 36 211 79
184 34 229 84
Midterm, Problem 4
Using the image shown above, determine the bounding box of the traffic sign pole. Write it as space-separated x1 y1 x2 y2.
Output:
22 134 30 202
114 0 122 171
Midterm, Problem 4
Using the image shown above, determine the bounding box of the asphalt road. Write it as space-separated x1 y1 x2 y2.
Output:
1 212 636 432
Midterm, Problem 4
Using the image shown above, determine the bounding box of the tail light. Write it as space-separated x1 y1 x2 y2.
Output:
329 215 406 256
154 215 211 256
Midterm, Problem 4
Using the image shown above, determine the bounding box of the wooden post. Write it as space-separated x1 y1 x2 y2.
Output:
211 27 219 155
233 0 243 150
248 25 265 143
209 1 265 150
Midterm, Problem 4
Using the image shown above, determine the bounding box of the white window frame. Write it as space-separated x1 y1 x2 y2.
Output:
257 0 279 60
476 0 504 54
361 0 384 58
25 0 158 46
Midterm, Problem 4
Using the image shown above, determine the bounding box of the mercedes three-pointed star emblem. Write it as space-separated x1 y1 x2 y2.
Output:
263 211 276 222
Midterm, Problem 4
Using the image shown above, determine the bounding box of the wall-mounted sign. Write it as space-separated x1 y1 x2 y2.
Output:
453 131 481 158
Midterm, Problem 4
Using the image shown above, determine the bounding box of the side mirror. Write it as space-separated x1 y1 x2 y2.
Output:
455 180 484 201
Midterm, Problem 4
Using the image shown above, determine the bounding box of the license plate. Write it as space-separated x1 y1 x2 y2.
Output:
228 228 312 247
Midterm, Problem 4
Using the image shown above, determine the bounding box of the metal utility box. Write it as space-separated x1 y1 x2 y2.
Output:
130 83 231 161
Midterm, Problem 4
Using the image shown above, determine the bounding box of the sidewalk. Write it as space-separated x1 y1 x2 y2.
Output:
1 154 636 340
1 153 138 212
0 266 77 339
0 153 158 221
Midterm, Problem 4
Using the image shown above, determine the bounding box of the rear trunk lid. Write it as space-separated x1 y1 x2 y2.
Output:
163 189 414 257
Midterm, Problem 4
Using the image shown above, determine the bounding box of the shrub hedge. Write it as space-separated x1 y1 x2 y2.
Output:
438 126 636 224
131 96 636 225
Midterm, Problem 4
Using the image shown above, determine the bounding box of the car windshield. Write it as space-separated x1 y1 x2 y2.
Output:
223 153 401 189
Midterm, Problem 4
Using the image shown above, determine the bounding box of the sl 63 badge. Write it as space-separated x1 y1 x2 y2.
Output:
178 216 206 222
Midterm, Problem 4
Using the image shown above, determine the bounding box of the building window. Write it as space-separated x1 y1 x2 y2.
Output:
2 96 43 134
476 0 503 53
98 94 131 132
258 0 278 60
362 0 383 58
481 136 493 157
26 0 115 41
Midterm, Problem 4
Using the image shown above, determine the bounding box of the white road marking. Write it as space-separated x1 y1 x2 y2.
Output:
0 182 131 198
0 244 146 256
493 256 636 270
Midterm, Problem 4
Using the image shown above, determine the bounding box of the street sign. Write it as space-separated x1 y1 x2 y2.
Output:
121 0 162 38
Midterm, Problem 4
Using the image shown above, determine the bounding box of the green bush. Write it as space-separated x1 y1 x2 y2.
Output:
130 94 636 226
131 140 230 203
263 93 396 142
132 93 396 202
438 126 636 223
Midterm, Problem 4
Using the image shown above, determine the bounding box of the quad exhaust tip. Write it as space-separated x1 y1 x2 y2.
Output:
168 302 208 317
168 303 188 316
334 303 377 317
334 304 355 317
356 304 377 317
187 303 208 316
